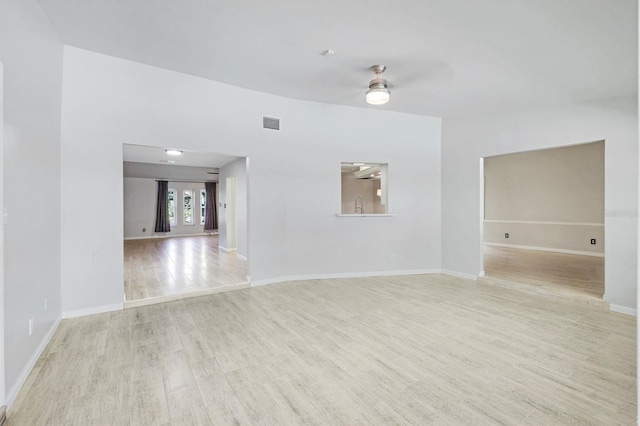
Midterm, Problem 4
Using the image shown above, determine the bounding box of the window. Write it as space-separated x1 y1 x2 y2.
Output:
340 162 388 214
168 189 177 226
200 189 206 225
183 190 194 225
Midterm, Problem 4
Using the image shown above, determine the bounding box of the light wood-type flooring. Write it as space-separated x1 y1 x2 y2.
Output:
124 235 247 303
8 274 636 425
483 245 604 299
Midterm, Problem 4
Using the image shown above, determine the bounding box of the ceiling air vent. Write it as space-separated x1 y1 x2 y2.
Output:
263 116 280 131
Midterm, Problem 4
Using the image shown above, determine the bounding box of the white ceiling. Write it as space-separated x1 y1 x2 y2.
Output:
38 0 637 117
123 162 220 182
123 144 238 168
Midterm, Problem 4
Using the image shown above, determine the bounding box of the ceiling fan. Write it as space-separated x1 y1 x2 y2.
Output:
351 60 455 103
366 65 391 105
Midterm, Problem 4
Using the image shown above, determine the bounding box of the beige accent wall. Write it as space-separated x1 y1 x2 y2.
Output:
483 141 604 253
341 173 384 214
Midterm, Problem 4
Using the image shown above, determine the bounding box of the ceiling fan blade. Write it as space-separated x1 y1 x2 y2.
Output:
206 172 219 174
389 60 455 89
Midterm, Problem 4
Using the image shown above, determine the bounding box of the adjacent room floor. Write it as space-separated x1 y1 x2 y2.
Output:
124 235 247 303
8 274 635 425
483 245 604 299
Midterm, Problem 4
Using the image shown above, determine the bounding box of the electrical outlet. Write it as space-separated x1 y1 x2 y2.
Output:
28 319 33 336
390 254 397 261
590 238 596 245
44 297 48 311
505 233 509 239
142 227 146 232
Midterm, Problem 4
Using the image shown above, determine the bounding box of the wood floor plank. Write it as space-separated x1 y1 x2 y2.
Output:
7 274 636 425
124 235 247 303
483 245 604 299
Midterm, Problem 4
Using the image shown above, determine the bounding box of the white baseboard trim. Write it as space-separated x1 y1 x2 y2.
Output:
124 232 218 241
250 269 442 288
441 270 479 280
609 304 637 316
219 246 237 253
6 315 62 409
484 219 604 227
478 270 486 277
62 303 123 319
237 254 248 261
484 242 604 258
124 283 249 308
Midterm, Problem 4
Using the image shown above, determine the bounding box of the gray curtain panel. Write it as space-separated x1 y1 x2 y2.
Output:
154 180 171 233
204 182 218 230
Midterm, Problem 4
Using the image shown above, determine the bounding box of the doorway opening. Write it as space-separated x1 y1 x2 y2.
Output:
222 176 237 252
480 141 605 300
122 144 249 307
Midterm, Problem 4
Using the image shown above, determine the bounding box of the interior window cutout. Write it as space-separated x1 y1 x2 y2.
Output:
183 190 194 225
200 189 206 225
340 162 388 214
168 188 177 226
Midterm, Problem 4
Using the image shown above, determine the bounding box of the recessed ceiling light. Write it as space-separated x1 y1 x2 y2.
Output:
165 149 183 156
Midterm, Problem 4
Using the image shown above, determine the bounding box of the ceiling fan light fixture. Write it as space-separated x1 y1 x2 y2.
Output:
366 65 390 105
366 87 390 105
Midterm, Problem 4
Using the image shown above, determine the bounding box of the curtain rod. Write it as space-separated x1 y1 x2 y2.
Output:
154 179 217 183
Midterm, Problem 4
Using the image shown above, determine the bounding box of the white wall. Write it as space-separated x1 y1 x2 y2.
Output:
123 178 208 239
218 158 247 257
0 0 63 405
484 141 604 254
0 61 5 409
60 47 442 311
442 98 637 311
123 178 156 238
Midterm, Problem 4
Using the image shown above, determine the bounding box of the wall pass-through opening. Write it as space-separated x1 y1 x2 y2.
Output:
340 162 388 214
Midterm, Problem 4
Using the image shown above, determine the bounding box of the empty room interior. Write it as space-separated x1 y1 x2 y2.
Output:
482 141 606 301
0 1 638 425
122 144 249 306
